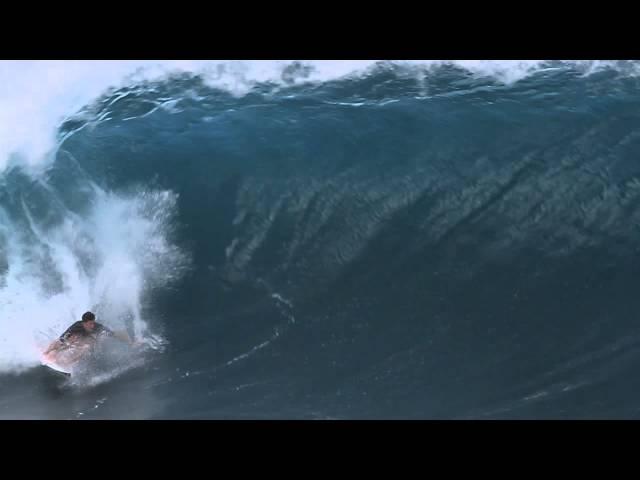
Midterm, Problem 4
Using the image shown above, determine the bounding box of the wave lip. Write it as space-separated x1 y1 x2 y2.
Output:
2 60 637 173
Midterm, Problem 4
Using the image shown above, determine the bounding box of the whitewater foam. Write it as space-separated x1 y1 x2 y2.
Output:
0 182 186 373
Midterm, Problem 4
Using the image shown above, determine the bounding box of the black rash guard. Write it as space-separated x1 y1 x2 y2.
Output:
59 321 114 344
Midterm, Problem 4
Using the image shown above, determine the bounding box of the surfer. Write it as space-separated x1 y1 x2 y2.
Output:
43 311 135 360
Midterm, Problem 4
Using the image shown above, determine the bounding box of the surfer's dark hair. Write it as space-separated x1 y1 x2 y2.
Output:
81 311 96 322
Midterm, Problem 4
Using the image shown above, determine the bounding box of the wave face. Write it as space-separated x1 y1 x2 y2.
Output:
2 60 640 418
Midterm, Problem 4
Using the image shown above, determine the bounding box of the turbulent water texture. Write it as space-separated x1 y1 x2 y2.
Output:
2 60 640 419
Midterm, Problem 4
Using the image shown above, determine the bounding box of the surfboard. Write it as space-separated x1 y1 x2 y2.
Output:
40 340 91 377
40 348 73 375
41 359 72 376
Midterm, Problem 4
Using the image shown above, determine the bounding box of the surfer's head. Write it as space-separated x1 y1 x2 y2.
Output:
81 311 96 330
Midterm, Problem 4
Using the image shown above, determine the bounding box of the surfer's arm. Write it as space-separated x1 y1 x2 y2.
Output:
108 329 135 345
96 324 136 346
56 322 82 345
44 340 61 355
44 332 78 354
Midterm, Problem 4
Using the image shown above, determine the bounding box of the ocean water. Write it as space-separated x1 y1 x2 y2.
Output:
2 60 640 419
